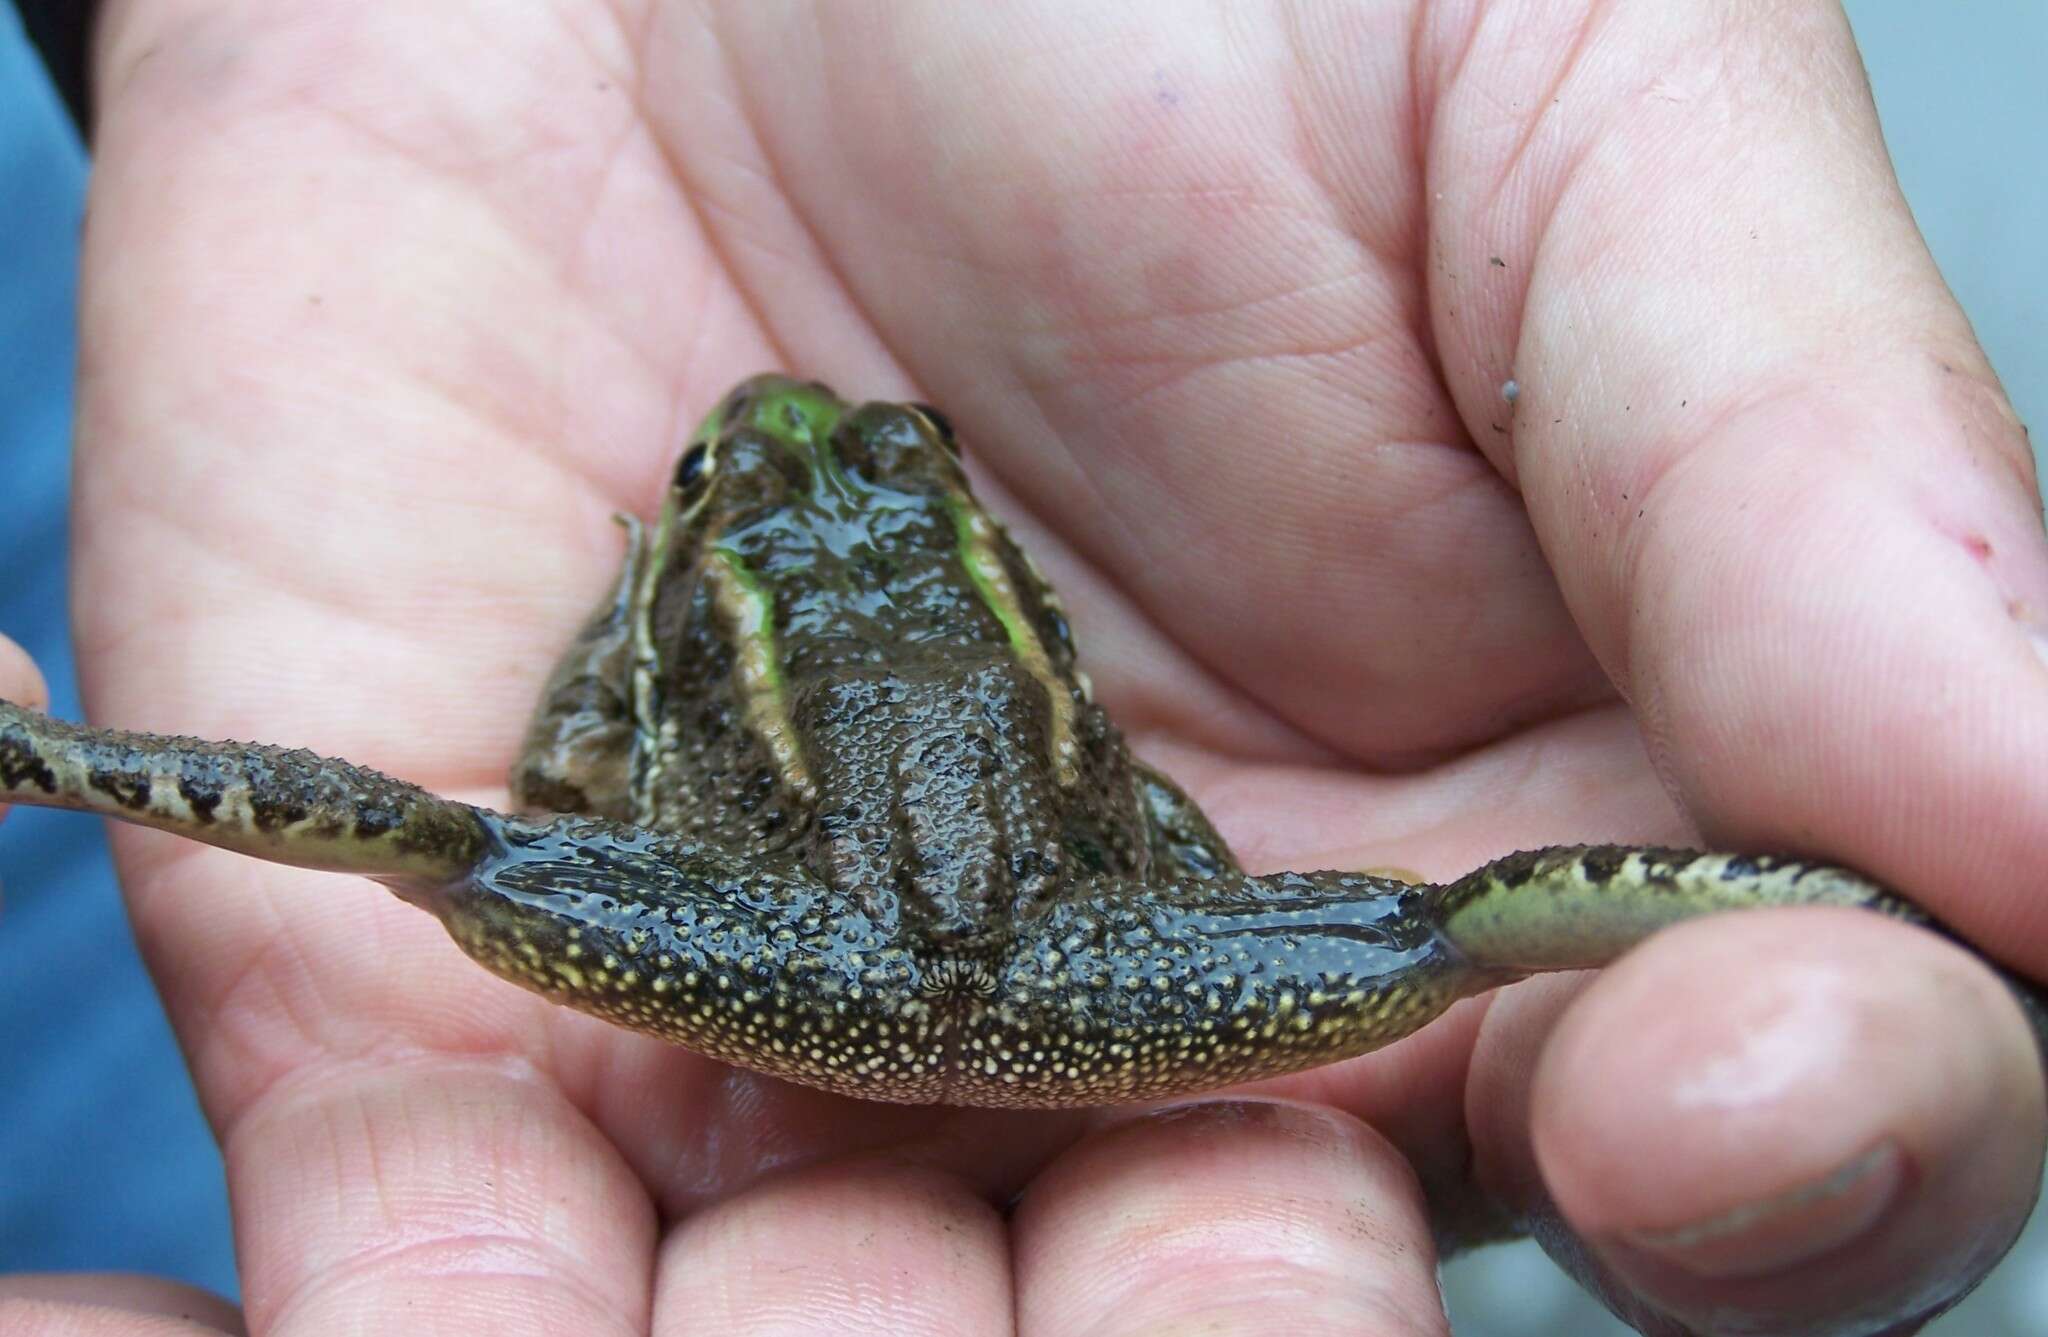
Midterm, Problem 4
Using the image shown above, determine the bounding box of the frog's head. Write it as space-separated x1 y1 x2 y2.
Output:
637 376 1088 835
647 374 1076 679
659 374 969 552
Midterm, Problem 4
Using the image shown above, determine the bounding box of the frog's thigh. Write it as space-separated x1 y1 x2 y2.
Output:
446 830 933 1096
984 873 1471 1102
510 517 647 820
1133 762 1241 880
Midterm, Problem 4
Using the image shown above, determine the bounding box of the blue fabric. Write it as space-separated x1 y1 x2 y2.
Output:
0 7 237 1297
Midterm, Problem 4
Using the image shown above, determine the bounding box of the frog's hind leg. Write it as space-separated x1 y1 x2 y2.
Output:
1427 845 1931 970
511 515 648 821
972 868 1482 1106
430 818 953 1100
1430 843 2048 1052
0 699 488 888
1132 762 1240 880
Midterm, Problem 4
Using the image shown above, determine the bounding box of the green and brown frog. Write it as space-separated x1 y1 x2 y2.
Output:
0 375 2036 1106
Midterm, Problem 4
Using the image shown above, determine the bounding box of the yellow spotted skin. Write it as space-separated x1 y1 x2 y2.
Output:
1 375 2041 1108
441 813 1461 1105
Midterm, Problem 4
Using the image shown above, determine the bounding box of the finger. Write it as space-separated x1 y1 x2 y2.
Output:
0 634 45 830
224 1059 655 1336
0 1274 241 1335
0 635 42 711
652 1160 1009 1335
1427 3 2048 962
1014 1100 1449 1335
1467 910 2044 1333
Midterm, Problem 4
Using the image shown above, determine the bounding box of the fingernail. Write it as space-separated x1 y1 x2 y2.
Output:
1618 1141 1905 1279
1105 1097 1378 1161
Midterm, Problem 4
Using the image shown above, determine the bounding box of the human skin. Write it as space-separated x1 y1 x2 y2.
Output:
10 1 2046 1333
0 638 38 717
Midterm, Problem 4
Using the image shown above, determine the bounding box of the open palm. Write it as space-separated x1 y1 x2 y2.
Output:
56 4 2048 1333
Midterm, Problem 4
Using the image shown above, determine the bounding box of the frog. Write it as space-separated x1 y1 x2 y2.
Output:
0 374 2038 1107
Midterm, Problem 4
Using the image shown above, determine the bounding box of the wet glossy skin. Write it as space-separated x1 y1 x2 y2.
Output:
0 376 2036 1107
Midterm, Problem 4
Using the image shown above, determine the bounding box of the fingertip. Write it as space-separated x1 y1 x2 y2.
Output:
658 1159 1010 1334
0 637 45 836
1530 909 2043 1329
1015 1099 1450 1334
227 1060 658 1334
0 635 44 711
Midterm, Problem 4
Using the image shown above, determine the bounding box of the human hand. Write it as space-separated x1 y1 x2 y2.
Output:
68 3 2042 1333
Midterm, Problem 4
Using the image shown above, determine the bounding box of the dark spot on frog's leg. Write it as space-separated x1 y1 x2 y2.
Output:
176 774 223 823
1718 854 1761 882
1488 848 1543 888
1578 847 1625 885
1635 851 1684 887
351 798 402 840
87 764 153 811
248 791 310 832
0 726 57 793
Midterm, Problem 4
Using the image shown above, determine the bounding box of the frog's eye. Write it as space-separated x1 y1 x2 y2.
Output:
673 443 712 496
1042 605 1074 656
908 403 961 457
